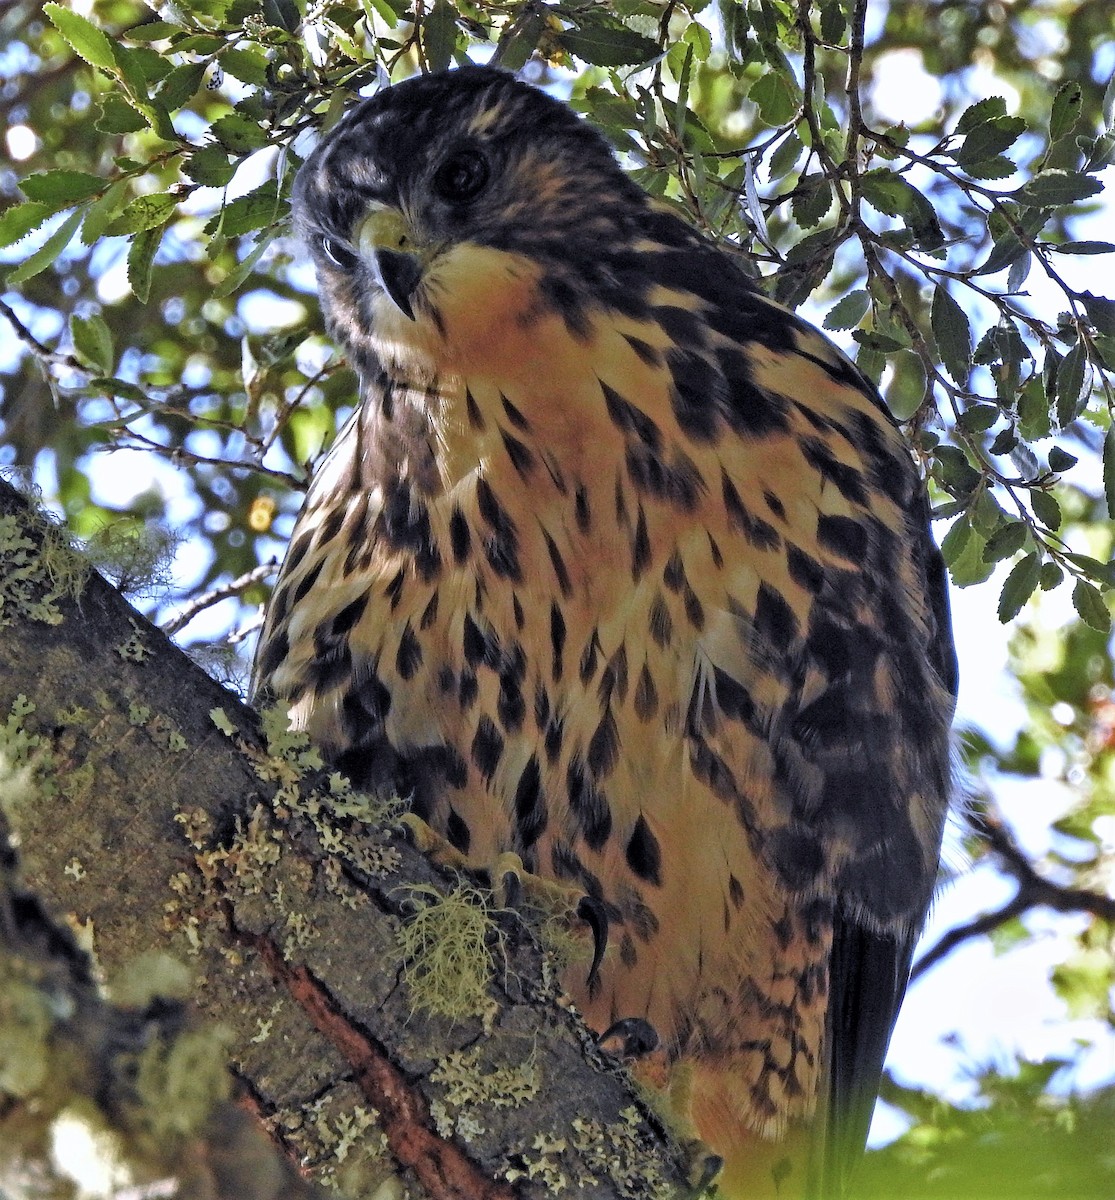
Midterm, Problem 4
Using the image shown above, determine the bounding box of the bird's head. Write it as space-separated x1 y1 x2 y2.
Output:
292 67 657 378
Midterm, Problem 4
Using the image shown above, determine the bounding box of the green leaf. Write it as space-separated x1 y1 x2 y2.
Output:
20 170 105 205
159 61 207 110
931 285 972 384
934 445 981 497
127 224 164 302
212 228 276 298
998 553 1041 621
1055 340 1088 427
948 520 995 588
1039 561 1063 591
106 193 178 236
1080 291 1115 336
96 94 148 134
0 201 55 248
792 174 833 228
819 0 846 44
822 290 869 331
955 115 1025 170
859 168 915 217
1014 169 1104 207
1104 425 1115 519
220 48 270 87
982 520 1027 562
1049 80 1083 140
958 403 999 433
1052 240 1115 255
956 96 1007 133
70 313 114 374
1031 489 1062 531
183 145 236 188
749 72 800 126
205 181 282 238
81 180 130 246
212 114 270 155
5 208 84 285
423 0 458 72
940 515 972 567
263 0 299 33
558 20 659 67
1047 446 1078 472
43 3 116 72
768 131 803 179
1072 579 1111 632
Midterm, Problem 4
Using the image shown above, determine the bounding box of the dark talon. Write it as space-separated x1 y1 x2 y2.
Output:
687 1149 723 1195
597 1016 659 1059
576 894 609 990
501 869 522 908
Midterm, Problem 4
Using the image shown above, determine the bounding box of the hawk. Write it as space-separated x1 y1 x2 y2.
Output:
254 66 956 1199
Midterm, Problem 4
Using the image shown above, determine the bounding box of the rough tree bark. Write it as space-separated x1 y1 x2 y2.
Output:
0 477 696 1200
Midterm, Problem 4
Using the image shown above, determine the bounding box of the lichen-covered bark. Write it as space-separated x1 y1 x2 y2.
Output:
0 478 696 1200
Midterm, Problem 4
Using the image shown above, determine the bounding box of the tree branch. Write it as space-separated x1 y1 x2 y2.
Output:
0 478 696 1200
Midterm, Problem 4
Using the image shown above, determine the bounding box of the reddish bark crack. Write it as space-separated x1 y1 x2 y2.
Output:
257 936 517 1200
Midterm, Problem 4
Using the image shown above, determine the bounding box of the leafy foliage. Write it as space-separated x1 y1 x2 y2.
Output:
1 0 1114 1189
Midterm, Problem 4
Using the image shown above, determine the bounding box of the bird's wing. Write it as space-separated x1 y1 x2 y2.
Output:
680 284 958 1193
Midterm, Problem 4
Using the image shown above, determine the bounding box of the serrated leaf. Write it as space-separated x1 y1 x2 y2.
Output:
1104 425 1115 519
982 520 1027 562
44 3 116 72
955 115 1025 169
961 155 1017 180
958 403 999 433
558 19 659 67
205 181 282 238
997 552 1041 621
96 94 148 134
263 0 299 33
1055 340 1089 427
106 193 178 236
1053 240 1115 255
20 170 105 205
1031 489 1062 531
220 48 270 87
1050 80 1083 141
5 208 83 285
957 96 1007 133
127 223 164 302
423 0 458 72
70 313 114 374
860 168 913 217
822 290 869 331
940 515 972 567
183 145 235 188
1080 291 1115 336
1006 249 1031 292
819 0 846 43
0 201 54 248
1047 446 1078 472
1014 169 1104 207
768 131 803 179
1039 561 1063 591
212 114 270 155
1072 579 1111 632
749 71 800 126
159 60 206 110
931 285 972 384
792 174 833 228
949 521 995 588
82 180 128 246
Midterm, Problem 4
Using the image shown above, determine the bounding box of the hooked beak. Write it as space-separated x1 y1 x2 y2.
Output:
357 207 424 321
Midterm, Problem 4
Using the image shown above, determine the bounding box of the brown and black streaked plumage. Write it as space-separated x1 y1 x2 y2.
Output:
253 66 956 1199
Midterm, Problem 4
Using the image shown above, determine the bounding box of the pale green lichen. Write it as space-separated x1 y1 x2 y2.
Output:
0 695 54 817
128 701 151 726
82 518 179 600
0 502 89 627
428 1043 541 1144
108 952 193 1008
115 618 152 662
395 881 502 1022
570 1107 676 1199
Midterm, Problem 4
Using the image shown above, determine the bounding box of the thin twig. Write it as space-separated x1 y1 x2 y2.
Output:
0 298 86 373
161 560 279 636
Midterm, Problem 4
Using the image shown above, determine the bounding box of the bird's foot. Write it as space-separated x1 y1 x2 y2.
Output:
683 1142 723 1197
597 1016 660 1059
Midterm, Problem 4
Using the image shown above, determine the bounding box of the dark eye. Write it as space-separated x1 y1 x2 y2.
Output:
320 237 358 271
432 149 489 203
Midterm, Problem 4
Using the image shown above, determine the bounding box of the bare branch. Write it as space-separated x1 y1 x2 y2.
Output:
161 560 279 636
